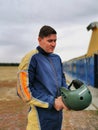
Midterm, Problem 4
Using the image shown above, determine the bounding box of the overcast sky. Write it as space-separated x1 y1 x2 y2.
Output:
0 0 98 63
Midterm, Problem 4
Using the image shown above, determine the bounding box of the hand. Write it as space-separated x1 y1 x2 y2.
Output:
53 96 68 111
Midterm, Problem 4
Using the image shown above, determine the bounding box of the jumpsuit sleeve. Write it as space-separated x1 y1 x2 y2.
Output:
61 60 68 88
17 69 49 108
17 50 51 108
28 56 54 109
62 72 68 88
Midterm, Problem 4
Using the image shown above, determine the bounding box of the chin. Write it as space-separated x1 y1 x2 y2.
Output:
49 51 54 53
49 49 54 53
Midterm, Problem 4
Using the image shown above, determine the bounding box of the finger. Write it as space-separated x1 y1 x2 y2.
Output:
62 104 69 110
57 96 62 99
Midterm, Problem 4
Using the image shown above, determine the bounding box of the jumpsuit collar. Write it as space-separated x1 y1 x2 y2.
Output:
37 46 51 56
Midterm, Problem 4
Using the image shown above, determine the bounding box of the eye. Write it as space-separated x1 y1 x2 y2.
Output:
47 40 52 43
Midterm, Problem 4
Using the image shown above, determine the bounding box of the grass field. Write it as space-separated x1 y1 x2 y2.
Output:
0 66 98 130
0 66 18 81
0 66 28 129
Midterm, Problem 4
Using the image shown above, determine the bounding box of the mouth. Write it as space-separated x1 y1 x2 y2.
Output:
50 47 55 51
51 46 55 49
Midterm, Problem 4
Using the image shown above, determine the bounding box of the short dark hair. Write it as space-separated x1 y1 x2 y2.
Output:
38 25 57 38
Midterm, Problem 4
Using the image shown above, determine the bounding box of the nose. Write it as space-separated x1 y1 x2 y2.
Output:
51 40 56 46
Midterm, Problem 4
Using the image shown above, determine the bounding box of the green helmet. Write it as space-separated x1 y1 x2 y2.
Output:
60 80 92 111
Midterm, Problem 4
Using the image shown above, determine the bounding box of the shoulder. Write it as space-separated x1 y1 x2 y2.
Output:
18 49 38 70
51 53 62 61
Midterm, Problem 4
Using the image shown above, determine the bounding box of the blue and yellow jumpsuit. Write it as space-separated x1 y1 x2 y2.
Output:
17 46 67 130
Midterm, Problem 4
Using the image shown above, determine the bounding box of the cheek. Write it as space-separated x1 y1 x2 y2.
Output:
42 43 48 50
44 42 50 48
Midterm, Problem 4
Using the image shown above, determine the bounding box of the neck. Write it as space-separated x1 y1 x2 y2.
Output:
37 46 50 55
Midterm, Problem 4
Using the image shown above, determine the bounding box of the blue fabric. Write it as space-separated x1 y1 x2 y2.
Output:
36 107 62 130
28 46 67 108
28 46 67 129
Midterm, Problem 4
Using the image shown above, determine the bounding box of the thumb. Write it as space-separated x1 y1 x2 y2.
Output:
62 103 69 110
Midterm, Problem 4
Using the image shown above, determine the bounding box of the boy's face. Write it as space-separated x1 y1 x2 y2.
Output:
38 34 57 53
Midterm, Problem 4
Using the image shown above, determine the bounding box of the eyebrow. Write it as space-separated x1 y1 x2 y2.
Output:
47 39 57 42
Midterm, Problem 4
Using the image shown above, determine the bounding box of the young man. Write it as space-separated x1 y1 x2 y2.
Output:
17 25 68 130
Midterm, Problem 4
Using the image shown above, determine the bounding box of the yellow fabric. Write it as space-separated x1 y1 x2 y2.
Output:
17 49 49 107
26 105 41 130
87 28 98 56
17 49 38 102
18 49 38 70
17 76 26 100
17 71 32 102
18 49 49 129
26 99 48 130
28 98 49 108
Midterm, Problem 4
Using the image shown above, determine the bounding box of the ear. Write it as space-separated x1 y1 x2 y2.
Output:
38 37 42 43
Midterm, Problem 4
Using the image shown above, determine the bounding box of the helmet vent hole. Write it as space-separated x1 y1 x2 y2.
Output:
88 91 90 94
80 96 83 100
61 92 63 95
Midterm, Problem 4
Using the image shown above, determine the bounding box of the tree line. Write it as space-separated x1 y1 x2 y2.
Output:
0 63 19 66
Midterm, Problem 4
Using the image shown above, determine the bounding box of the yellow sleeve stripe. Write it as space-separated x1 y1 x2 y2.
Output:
17 49 38 102
18 49 38 70
17 71 32 102
17 71 49 107
28 98 49 108
20 71 31 100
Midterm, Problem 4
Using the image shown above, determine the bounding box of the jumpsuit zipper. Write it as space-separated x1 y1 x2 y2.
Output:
48 57 60 97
